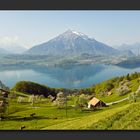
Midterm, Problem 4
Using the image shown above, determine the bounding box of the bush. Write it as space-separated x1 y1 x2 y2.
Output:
135 86 140 100
116 85 131 96
129 92 137 103
105 83 114 91
0 96 8 118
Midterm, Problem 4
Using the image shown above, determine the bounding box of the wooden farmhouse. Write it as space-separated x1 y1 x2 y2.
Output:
88 97 107 108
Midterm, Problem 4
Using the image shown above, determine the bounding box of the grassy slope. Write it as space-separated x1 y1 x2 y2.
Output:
1 72 140 130
42 103 129 130
88 102 140 130
0 96 129 130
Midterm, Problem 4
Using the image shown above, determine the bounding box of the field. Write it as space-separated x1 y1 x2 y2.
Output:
1 72 140 130
0 92 133 130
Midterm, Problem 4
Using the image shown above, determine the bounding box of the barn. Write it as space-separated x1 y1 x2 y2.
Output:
88 97 107 108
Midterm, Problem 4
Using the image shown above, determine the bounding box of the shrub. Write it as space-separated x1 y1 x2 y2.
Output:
129 92 137 103
105 83 114 91
116 85 131 96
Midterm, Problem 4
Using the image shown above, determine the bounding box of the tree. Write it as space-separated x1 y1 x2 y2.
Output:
135 85 140 99
126 74 130 81
0 92 8 118
116 85 131 96
129 92 137 103
130 72 139 80
55 92 66 108
17 96 25 103
74 94 88 111
105 83 114 91
12 81 57 98
28 95 37 107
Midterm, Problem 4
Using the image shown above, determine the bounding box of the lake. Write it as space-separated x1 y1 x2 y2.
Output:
0 64 140 89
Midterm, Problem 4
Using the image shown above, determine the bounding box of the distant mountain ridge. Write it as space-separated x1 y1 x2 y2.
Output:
116 43 140 56
0 48 9 54
26 30 120 56
0 44 27 54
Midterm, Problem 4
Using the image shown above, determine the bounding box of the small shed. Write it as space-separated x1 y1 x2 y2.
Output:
107 91 113 96
88 97 107 108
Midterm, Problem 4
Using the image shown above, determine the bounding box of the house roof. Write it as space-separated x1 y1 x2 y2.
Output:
88 97 100 106
0 88 10 93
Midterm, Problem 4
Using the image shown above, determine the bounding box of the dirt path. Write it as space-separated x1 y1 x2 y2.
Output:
106 97 129 106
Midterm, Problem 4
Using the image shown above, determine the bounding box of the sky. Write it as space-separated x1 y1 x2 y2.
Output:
0 11 140 48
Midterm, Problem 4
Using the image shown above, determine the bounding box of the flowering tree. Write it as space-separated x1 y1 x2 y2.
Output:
55 92 66 108
74 94 88 110
129 92 137 103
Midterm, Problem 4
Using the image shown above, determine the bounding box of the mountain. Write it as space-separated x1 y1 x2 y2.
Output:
118 50 135 57
116 56 140 68
116 43 140 56
0 48 9 54
0 80 9 90
26 30 120 56
0 44 27 54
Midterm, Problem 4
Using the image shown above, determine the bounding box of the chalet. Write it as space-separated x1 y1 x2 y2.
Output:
0 88 9 98
88 97 107 108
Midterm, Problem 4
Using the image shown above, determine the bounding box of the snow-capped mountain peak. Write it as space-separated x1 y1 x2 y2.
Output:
58 29 89 41
70 30 85 36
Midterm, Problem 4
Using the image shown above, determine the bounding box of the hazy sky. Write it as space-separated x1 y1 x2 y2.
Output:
0 11 140 48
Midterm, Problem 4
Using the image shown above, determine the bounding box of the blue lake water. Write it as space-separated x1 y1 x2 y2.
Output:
0 64 140 89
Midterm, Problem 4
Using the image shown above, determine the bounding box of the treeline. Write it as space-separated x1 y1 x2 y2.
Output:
11 81 64 97
77 72 140 96
11 72 140 98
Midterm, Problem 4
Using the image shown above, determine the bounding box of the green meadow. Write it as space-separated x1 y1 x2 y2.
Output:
0 72 140 130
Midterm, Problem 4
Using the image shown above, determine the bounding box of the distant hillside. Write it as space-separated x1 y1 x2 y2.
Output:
0 48 9 54
88 102 140 130
0 80 9 91
116 57 140 68
11 81 57 97
0 44 27 54
116 43 140 56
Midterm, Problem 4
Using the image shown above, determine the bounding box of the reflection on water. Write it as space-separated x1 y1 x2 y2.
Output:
0 64 140 89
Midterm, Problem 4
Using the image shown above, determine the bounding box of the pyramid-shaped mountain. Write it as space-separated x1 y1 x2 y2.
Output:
27 30 119 56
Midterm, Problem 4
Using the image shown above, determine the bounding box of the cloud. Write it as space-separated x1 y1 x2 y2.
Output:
0 36 20 45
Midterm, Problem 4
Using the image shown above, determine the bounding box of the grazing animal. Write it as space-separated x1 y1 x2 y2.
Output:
20 126 26 130
23 117 27 120
0 116 4 121
30 113 36 117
